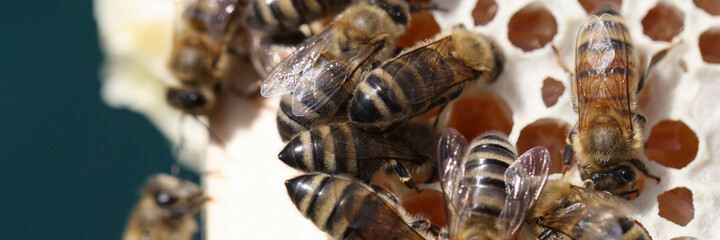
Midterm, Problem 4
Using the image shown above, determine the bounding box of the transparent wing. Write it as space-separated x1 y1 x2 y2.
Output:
260 30 333 97
291 44 383 116
379 36 488 105
436 128 468 235
541 189 627 240
175 0 239 46
501 147 550 240
311 122 429 163
575 14 634 136
337 183 426 240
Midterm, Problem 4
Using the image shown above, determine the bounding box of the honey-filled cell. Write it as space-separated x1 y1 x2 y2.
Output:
399 189 447 229
541 77 565 108
645 120 698 169
472 0 498 26
699 27 720 64
642 2 684 42
446 90 513 140
507 2 557 52
516 118 571 174
395 11 440 48
693 0 720 16
657 187 694 226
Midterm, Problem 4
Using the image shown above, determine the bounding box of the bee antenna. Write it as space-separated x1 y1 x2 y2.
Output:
189 114 228 148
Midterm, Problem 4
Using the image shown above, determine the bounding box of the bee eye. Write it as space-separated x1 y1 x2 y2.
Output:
613 168 636 182
390 6 408 26
155 191 178 207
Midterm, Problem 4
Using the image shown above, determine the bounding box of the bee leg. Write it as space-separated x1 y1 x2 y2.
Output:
641 40 683 92
370 184 399 205
538 229 554 240
552 45 574 75
621 189 640 199
409 219 442 237
391 160 420 192
432 104 448 129
562 125 578 173
630 158 661 183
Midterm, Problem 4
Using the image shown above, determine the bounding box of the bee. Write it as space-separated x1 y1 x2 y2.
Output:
526 179 650 240
562 9 660 198
285 173 440 239
166 0 254 115
243 0 355 36
123 174 208 240
260 1 410 141
437 128 550 240
247 28 304 77
347 27 503 123
278 118 439 191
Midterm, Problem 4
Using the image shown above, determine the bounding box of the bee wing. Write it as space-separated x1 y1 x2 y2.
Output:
312 122 430 163
500 147 550 240
175 0 239 45
379 36 486 105
337 183 426 240
291 43 383 116
575 14 635 136
260 30 333 97
437 128 468 234
541 198 625 240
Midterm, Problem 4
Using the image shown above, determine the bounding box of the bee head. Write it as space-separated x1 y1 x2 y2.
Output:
368 0 410 28
580 164 638 198
145 174 206 219
166 86 215 115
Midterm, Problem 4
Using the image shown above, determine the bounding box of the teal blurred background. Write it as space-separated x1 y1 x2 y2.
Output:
0 1 174 239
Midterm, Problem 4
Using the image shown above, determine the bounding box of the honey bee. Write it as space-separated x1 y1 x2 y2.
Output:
260 1 410 118
562 9 660 198
278 118 439 191
247 29 304 77
347 27 503 123
526 179 650 240
123 174 208 240
285 173 440 239
243 0 353 35
166 0 254 115
437 128 550 240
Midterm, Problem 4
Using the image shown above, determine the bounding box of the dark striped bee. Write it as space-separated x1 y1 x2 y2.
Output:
243 0 355 36
347 27 503 123
261 1 410 140
123 174 209 240
526 179 650 240
285 173 440 239
562 9 660 198
437 128 550 240
278 119 439 191
166 0 254 115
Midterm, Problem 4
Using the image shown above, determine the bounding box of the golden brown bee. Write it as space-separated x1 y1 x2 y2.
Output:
347 27 503 123
526 179 650 240
285 173 440 239
438 128 550 240
278 118 439 191
563 9 660 198
123 174 208 240
260 1 410 140
166 0 254 115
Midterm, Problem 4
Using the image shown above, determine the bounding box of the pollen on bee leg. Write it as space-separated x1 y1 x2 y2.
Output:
507 2 557 52
516 118 571 174
657 187 694 226
472 0 498 26
699 27 720 64
641 2 684 42
644 120 698 169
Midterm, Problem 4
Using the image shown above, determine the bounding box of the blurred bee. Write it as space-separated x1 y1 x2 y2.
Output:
123 174 208 240
285 173 441 239
526 179 650 240
279 118 439 191
562 9 660 198
437 128 550 240
260 1 410 140
243 0 354 36
347 27 503 123
166 0 256 115
247 29 304 77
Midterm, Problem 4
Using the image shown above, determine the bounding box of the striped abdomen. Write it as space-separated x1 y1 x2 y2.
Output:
244 0 353 34
276 93 343 142
456 132 517 238
574 11 639 134
349 47 469 123
285 174 425 239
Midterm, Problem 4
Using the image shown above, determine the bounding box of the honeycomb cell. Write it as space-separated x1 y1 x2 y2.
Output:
446 90 513 140
657 187 694 226
399 189 448 228
671 237 699 240
472 0 498 26
693 0 720 15
641 2 684 42
516 118 571 174
645 120 698 169
508 2 558 52
395 11 441 48
578 0 621 14
541 77 565 107
699 27 720 64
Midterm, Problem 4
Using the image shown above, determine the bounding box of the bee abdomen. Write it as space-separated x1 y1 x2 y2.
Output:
285 174 357 238
278 123 357 175
618 217 650 240
461 132 517 219
277 95 316 141
245 0 351 33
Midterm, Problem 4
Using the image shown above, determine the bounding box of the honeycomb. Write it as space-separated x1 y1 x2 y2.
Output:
95 0 720 239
